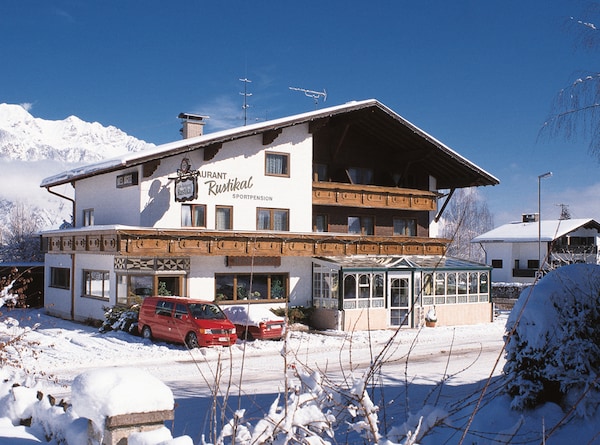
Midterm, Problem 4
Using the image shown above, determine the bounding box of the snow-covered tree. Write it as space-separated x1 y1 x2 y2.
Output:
539 2 600 158
504 263 600 418
439 188 494 263
0 201 44 262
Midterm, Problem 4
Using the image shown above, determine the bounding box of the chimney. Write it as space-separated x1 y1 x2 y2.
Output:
178 113 208 139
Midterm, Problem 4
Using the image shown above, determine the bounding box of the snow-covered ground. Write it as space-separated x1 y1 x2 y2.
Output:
0 297 599 443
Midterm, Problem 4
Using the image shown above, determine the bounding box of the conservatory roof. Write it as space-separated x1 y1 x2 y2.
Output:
315 255 489 270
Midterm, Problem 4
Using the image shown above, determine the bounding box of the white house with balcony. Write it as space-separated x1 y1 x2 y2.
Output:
40 99 499 329
471 214 600 284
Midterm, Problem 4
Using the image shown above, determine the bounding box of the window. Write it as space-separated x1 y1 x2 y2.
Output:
83 270 110 300
491 259 503 268
348 216 374 235
155 300 174 317
174 303 188 319
347 167 373 185
257 208 289 231
216 206 233 230
422 271 490 305
215 274 288 302
393 218 417 236
50 267 70 290
116 275 184 306
265 152 289 177
527 259 539 269
83 209 94 227
342 272 385 309
314 214 328 232
182 204 206 227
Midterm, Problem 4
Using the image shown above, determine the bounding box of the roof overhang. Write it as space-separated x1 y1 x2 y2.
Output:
41 99 499 189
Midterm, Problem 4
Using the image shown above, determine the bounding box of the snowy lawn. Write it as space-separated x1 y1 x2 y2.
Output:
1 273 600 444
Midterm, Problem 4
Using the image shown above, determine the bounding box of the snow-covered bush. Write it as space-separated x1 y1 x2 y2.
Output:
100 303 140 334
0 267 32 308
504 263 600 417
271 305 314 326
206 365 384 445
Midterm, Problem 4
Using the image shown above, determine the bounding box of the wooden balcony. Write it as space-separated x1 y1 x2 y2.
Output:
312 182 438 211
43 228 449 257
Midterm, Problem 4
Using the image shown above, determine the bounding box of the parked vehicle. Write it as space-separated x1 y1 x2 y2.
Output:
138 296 237 348
221 305 285 340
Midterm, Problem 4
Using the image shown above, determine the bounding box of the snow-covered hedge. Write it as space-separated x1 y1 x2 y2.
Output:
504 263 600 417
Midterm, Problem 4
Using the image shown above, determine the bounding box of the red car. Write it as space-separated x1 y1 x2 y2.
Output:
138 296 237 348
222 305 285 340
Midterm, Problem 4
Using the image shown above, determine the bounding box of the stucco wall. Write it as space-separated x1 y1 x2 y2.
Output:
429 302 492 327
137 124 313 231
77 170 142 227
342 308 388 331
44 253 117 322
187 256 313 307
44 254 73 320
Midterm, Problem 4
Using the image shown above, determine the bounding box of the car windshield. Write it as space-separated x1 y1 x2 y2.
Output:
189 303 226 320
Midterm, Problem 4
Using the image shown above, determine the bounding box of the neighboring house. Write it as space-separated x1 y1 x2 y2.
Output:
39 99 499 329
472 214 600 284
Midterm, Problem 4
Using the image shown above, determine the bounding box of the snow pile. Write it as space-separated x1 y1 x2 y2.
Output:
221 304 284 327
504 263 600 417
71 367 174 431
0 348 188 444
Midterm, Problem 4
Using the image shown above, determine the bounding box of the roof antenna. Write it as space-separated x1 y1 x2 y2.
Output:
289 86 327 108
239 78 252 125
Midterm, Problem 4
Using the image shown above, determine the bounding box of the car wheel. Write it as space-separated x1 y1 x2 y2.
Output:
141 325 152 341
185 332 199 349
241 328 254 341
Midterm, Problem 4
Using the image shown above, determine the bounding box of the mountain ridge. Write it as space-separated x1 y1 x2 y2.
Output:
0 103 154 162
0 104 156 251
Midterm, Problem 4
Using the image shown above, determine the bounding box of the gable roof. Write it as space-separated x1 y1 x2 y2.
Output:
471 218 600 243
41 99 499 189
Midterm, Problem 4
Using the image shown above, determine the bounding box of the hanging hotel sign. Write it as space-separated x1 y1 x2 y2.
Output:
173 158 198 202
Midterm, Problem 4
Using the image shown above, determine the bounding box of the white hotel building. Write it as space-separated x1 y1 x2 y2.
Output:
40 100 499 330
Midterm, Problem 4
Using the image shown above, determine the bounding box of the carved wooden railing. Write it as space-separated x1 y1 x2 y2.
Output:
43 229 449 257
312 182 438 210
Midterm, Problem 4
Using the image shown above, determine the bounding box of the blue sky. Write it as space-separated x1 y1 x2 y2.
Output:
2 0 600 225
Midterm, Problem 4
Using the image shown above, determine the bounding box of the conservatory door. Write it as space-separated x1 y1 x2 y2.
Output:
388 272 412 327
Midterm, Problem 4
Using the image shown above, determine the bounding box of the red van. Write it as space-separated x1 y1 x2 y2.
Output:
138 296 237 348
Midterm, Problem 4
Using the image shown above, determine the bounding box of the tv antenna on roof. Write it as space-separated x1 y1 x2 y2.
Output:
289 86 327 108
239 78 252 126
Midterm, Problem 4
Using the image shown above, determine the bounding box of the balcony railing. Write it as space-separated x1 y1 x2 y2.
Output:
312 182 438 211
43 228 450 257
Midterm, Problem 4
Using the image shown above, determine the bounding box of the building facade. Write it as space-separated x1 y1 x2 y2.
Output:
472 214 600 284
41 100 498 329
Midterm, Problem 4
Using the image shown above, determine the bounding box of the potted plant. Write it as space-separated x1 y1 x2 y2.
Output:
425 306 437 327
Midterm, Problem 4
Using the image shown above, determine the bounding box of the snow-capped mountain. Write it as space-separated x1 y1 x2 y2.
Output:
0 104 155 247
0 103 153 162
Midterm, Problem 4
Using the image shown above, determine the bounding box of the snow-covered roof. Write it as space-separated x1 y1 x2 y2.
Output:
40 99 499 188
471 218 600 243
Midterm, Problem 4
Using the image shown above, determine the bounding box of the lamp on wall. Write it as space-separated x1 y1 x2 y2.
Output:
538 171 552 272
